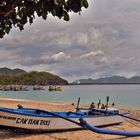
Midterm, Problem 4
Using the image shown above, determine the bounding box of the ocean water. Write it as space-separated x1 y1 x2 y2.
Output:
0 85 140 109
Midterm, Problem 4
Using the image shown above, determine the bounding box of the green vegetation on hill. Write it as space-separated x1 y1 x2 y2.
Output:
0 68 68 85
0 67 26 75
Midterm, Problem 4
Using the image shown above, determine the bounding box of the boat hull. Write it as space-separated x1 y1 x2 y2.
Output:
0 110 123 130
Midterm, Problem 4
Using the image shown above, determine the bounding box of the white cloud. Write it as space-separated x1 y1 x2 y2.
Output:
116 71 138 78
41 52 71 63
80 50 104 59
51 52 71 61
74 32 88 45
100 57 108 63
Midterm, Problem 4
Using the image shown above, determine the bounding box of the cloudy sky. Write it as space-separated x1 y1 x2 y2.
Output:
1 0 140 82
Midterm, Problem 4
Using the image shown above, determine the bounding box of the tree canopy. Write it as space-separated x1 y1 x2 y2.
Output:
0 0 89 38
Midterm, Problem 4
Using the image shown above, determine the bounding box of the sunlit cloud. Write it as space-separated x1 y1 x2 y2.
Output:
41 52 71 63
80 50 104 59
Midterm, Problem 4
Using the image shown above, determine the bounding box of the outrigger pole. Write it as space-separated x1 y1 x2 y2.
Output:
80 118 140 136
116 113 140 122
35 108 140 137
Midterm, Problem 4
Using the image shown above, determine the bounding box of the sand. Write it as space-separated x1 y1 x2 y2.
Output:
0 98 139 140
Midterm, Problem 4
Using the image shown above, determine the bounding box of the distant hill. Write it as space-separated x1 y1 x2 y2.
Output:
0 68 68 85
71 76 140 85
0 67 26 75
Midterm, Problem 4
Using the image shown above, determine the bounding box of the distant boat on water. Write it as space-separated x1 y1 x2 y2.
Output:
48 85 62 91
33 85 45 90
21 86 29 91
0 85 29 91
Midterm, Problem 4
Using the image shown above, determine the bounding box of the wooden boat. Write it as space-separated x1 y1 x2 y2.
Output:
21 86 29 91
0 97 139 136
0 105 123 131
33 86 45 90
48 85 62 91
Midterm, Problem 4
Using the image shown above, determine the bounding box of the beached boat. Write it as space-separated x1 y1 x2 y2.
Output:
0 105 123 131
0 97 139 137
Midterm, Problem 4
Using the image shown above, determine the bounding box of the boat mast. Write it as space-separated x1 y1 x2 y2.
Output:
76 97 80 112
97 99 101 109
106 96 109 111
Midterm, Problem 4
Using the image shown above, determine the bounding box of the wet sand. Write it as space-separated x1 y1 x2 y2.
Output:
0 98 139 140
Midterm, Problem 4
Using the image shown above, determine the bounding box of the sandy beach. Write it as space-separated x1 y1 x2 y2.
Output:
0 98 139 140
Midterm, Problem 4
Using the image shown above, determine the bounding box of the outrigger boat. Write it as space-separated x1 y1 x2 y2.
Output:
0 106 123 131
0 97 139 137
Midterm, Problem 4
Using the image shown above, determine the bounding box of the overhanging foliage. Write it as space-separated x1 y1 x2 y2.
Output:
0 0 89 38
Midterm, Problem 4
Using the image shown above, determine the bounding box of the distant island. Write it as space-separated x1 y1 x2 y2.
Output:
0 68 68 85
71 76 140 85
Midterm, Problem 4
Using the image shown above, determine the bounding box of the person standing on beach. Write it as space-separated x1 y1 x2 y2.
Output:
90 102 95 108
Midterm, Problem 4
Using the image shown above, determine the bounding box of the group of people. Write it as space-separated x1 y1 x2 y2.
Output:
90 102 115 109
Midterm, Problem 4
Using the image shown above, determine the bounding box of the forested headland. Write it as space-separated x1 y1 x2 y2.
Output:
0 68 68 85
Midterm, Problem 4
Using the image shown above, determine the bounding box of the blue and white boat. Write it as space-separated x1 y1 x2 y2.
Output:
0 97 139 137
0 105 123 131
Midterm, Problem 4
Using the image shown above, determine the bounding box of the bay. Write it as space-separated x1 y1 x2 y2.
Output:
0 85 140 109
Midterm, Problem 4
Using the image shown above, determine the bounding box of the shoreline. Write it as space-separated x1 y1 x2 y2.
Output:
0 98 68 106
0 98 139 140
0 97 139 111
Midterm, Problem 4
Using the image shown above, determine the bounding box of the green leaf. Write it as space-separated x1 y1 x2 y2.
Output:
5 27 11 34
29 17 33 24
62 11 69 21
80 0 88 8
56 0 65 6
42 14 47 20
17 24 24 31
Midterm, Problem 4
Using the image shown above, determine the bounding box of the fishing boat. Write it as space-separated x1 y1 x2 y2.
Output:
0 106 123 131
0 97 139 137
33 85 45 90
48 85 62 91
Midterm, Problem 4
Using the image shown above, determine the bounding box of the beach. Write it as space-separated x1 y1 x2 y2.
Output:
0 99 139 140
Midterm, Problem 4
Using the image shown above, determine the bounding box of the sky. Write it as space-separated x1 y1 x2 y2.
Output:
1 0 140 82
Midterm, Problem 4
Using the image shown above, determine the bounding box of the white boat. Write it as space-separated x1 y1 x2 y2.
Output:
0 106 123 131
0 96 139 137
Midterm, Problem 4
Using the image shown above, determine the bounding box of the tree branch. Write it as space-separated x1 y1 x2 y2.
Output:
0 0 5 5
0 0 21 17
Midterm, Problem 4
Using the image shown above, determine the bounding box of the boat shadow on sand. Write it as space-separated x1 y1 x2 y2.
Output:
0 126 85 140
0 126 133 140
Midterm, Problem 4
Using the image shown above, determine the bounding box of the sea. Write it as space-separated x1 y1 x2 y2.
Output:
0 85 140 109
